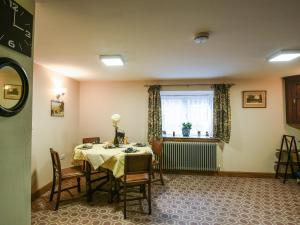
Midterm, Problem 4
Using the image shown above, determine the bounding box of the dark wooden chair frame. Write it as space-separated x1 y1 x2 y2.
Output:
49 148 85 210
152 139 164 185
82 137 110 202
82 137 100 144
117 154 153 219
82 137 109 183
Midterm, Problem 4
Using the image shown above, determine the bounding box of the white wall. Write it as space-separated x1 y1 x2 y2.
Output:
31 63 79 192
79 78 300 173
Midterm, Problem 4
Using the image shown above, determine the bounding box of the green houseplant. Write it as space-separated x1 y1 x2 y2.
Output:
182 122 192 137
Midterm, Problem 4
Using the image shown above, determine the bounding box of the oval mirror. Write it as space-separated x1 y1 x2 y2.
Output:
0 57 29 117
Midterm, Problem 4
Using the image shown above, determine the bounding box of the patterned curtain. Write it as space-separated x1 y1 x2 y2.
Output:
148 85 162 142
212 84 232 143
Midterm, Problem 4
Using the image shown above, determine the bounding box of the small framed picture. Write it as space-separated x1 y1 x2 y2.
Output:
51 100 64 117
243 90 267 108
4 84 22 100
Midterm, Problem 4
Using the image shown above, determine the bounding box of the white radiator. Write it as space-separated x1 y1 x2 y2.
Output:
160 141 219 172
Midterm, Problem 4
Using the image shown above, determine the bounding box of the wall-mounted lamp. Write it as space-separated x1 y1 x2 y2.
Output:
54 87 66 100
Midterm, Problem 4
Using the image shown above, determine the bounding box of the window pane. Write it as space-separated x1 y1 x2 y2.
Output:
161 91 213 137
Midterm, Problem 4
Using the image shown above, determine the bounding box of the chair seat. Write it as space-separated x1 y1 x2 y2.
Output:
61 166 84 179
120 173 149 184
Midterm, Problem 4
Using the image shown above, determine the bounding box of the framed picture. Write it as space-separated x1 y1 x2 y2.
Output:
243 90 267 108
51 100 64 117
4 84 22 100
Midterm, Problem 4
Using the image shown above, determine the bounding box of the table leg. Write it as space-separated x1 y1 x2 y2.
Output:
86 161 92 202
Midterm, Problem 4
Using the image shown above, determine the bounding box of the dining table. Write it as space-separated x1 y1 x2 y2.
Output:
73 142 153 202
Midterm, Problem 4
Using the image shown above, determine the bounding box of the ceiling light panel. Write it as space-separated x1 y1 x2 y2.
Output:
100 55 124 66
268 50 300 62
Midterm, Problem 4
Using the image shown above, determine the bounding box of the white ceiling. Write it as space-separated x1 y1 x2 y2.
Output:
34 0 300 81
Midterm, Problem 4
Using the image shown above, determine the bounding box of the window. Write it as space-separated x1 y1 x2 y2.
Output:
161 90 214 137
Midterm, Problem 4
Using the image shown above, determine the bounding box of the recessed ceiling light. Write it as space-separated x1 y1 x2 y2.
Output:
268 50 300 62
100 55 124 66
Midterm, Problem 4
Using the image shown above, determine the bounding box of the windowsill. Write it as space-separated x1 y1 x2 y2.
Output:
163 135 220 142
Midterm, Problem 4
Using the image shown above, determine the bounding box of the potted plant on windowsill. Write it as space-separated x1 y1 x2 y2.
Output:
182 122 192 137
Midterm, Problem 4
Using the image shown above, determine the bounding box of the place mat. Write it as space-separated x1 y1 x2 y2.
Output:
123 147 139 153
103 145 117 149
133 143 147 147
77 144 93 150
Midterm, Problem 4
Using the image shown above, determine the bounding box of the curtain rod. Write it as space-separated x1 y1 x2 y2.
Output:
144 83 235 87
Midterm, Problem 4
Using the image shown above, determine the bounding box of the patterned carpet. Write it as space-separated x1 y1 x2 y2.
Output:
31 174 300 225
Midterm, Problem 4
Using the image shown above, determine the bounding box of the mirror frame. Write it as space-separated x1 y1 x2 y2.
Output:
0 57 29 117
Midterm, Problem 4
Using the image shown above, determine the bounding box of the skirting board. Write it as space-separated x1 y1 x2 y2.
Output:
31 182 52 202
158 170 275 178
217 171 274 178
31 171 275 201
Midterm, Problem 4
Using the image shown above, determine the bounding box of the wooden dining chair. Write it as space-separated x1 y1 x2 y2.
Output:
152 139 164 185
82 137 109 185
49 148 85 210
82 136 100 172
82 137 100 144
117 154 153 219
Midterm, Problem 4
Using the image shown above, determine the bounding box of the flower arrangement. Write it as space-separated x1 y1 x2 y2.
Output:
111 114 121 127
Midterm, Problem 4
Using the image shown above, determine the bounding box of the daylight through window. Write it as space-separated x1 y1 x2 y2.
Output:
161 91 214 137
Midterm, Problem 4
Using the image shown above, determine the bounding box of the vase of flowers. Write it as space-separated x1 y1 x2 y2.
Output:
182 122 192 137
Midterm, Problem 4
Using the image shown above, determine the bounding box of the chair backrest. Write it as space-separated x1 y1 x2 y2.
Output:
82 137 100 144
50 148 61 174
124 154 152 176
152 139 163 156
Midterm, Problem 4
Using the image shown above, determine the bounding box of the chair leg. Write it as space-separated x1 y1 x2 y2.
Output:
148 182 151 215
142 184 146 199
49 174 56 202
54 177 62 210
152 170 155 179
159 164 164 185
82 161 86 172
106 169 110 182
85 162 92 202
124 184 127 219
108 172 113 203
116 180 120 202
77 177 81 193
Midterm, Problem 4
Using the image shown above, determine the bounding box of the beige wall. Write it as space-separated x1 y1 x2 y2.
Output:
0 1 34 224
31 63 79 192
79 81 148 143
79 78 300 173
224 78 300 172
